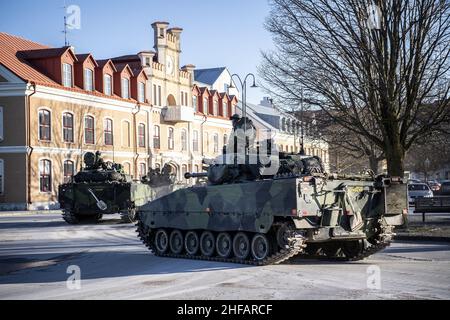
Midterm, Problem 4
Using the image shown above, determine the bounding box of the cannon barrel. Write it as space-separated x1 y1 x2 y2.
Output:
184 172 208 179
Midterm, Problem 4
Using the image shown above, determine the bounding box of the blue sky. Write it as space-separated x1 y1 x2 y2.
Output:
0 0 274 103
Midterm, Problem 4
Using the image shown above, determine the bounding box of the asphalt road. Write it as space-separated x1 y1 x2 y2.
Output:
0 213 449 300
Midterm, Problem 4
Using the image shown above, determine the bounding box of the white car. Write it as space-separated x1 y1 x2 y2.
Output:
408 183 434 206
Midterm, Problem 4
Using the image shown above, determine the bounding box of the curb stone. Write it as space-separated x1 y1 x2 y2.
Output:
394 234 450 243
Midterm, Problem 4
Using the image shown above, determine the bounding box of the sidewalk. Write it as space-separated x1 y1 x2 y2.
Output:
0 210 62 217
395 213 450 242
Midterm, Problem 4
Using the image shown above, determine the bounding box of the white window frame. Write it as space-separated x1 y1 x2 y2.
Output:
62 112 74 143
103 118 114 146
122 120 131 147
168 127 175 150
62 63 73 87
84 115 95 145
38 108 52 141
138 82 145 103
84 68 94 91
63 160 75 183
39 158 52 193
104 74 112 96
121 78 130 99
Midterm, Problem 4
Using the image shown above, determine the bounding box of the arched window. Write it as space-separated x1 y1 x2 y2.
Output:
193 130 199 152
181 129 187 151
139 163 147 178
62 112 73 143
193 96 198 112
205 132 209 153
63 160 74 183
155 163 161 170
203 97 208 114
222 102 228 118
39 159 52 192
182 165 188 179
84 116 94 144
153 125 160 149
213 134 219 153
104 118 113 146
213 101 219 116
123 162 131 175
122 121 130 147
168 128 174 150
39 109 51 141
138 123 146 148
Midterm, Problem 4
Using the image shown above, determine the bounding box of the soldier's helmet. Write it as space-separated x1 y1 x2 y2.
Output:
84 152 96 168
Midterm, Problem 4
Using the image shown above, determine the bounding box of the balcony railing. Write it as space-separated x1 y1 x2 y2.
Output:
162 105 194 122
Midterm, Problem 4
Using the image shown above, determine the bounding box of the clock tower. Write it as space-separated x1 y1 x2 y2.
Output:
151 21 183 80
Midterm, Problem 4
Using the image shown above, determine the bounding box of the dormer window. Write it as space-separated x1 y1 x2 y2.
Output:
104 74 112 96
62 63 73 87
138 82 145 103
84 68 93 91
121 78 130 99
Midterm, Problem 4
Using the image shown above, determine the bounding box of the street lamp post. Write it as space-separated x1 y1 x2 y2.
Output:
299 88 306 156
229 73 258 160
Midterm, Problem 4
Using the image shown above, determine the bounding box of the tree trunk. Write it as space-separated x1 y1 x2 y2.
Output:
385 140 405 177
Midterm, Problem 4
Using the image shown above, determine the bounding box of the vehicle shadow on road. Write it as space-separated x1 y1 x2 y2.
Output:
0 249 251 285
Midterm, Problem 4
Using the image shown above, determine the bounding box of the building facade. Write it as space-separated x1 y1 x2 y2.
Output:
0 22 236 210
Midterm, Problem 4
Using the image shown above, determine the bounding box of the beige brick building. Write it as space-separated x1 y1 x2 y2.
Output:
0 22 236 210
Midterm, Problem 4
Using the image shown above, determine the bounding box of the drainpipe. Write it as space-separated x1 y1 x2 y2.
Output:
26 82 37 208
200 114 207 160
147 105 154 170
132 103 141 179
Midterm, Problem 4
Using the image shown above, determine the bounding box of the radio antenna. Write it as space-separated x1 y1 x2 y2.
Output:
62 0 69 46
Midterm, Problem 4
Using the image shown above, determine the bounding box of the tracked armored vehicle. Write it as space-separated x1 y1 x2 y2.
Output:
58 152 177 224
136 116 408 265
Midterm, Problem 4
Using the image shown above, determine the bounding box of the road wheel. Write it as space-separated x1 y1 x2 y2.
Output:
233 232 250 260
169 230 184 255
216 232 233 259
185 231 199 256
251 234 270 261
154 229 169 255
342 240 364 259
62 210 80 225
200 231 215 257
322 243 341 258
120 208 137 223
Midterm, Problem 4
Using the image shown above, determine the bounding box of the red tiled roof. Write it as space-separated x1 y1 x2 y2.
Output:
20 47 74 60
0 32 148 105
0 32 57 84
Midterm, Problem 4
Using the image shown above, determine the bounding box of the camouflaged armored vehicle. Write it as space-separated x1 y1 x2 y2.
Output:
136 116 408 265
58 152 177 224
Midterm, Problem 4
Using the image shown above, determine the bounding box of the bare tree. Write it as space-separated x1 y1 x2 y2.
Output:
260 0 450 176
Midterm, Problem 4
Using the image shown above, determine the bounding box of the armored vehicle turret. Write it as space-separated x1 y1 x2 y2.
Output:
58 152 177 224
136 116 407 265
